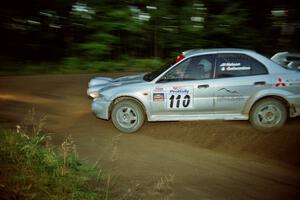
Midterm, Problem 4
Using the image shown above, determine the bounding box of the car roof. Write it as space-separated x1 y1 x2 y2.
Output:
182 48 255 57
176 48 290 74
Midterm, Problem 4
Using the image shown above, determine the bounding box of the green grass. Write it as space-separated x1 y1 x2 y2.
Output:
0 109 175 200
0 128 115 200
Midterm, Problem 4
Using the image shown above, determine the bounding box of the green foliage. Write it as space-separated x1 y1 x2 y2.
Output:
1 0 299 74
0 128 113 200
60 57 163 73
126 58 164 71
79 42 110 57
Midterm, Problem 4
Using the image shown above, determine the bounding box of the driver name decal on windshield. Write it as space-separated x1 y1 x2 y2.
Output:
220 63 251 71
166 86 194 109
220 63 241 67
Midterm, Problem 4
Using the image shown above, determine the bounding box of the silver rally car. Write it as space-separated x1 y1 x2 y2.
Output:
88 48 300 133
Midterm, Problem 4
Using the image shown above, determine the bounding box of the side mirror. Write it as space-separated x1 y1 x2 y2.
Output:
157 75 168 83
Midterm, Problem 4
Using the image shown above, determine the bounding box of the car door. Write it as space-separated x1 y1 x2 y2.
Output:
213 53 271 114
150 54 216 117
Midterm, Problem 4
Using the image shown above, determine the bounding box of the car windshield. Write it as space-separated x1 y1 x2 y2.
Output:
143 60 175 82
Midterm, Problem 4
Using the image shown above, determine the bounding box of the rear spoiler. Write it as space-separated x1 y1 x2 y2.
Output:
271 52 300 70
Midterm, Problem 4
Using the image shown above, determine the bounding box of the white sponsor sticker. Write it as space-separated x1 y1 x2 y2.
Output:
166 86 194 109
220 63 241 67
220 63 251 71
226 66 251 71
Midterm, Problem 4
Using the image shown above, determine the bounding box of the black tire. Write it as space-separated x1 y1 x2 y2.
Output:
111 100 145 133
250 98 287 132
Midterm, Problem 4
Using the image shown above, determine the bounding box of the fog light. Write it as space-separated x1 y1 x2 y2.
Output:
89 91 99 98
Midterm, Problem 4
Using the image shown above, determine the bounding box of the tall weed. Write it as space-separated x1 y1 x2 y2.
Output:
0 109 113 200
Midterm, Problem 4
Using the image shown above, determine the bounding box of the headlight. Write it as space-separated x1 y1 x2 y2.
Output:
89 91 100 98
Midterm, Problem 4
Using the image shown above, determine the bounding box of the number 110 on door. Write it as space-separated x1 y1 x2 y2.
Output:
168 94 192 109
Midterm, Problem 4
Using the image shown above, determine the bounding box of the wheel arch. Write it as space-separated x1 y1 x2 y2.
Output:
248 95 290 116
108 96 148 120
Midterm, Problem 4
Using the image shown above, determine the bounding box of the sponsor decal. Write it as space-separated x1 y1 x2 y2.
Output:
216 96 244 102
220 66 251 71
154 86 164 92
216 88 244 102
218 88 241 95
153 93 164 102
166 86 194 109
289 82 300 86
287 78 300 86
170 89 190 94
274 77 286 87
220 63 241 67
172 86 184 90
170 86 190 94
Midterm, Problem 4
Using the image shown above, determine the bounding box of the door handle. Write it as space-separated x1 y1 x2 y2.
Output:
254 81 266 86
198 84 209 88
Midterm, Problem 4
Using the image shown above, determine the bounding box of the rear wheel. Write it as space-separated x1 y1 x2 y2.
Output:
111 100 145 133
250 98 287 132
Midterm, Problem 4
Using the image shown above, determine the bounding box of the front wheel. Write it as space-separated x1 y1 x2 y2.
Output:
250 98 287 132
111 100 145 133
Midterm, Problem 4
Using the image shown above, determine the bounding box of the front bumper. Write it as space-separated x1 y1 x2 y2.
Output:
91 98 111 120
87 86 102 99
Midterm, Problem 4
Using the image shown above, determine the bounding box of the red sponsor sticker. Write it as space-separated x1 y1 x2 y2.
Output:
172 86 184 90
154 87 164 92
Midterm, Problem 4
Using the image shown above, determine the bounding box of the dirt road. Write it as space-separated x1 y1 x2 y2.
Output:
1 74 300 199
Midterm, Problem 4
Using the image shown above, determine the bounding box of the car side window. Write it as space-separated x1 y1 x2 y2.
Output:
215 53 268 78
163 55 214 82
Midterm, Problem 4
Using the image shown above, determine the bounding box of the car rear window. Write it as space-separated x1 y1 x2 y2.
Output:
215 53 268 78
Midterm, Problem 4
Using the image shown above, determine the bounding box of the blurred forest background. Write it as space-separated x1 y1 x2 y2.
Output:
0 0 299 74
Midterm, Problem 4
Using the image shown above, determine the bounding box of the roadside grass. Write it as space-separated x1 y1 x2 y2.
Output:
0 109 176 200
0 112 116 200
0 58 163 76
62 57 163 73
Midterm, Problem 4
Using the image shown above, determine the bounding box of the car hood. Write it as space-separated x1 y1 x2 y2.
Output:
87 73 147 95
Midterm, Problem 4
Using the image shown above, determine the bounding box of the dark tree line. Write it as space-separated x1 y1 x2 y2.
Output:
0 0 299 65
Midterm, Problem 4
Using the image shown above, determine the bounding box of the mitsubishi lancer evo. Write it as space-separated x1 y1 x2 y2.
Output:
87 48 300 133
